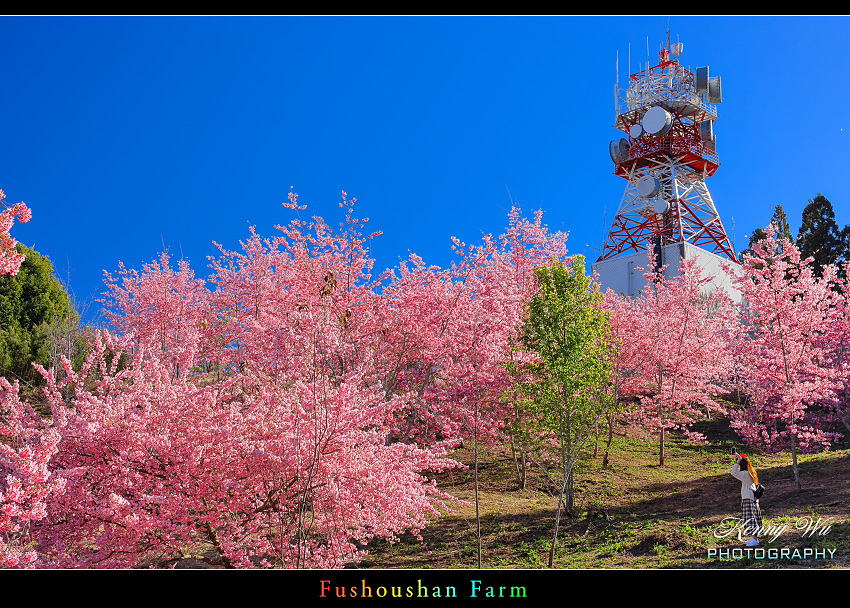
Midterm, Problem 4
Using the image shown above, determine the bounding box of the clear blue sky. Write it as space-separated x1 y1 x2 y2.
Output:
2 16 849 323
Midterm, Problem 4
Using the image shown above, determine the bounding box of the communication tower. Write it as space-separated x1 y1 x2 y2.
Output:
593 33 741 301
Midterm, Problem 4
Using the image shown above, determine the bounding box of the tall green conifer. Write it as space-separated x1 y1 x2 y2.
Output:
797 193 846 276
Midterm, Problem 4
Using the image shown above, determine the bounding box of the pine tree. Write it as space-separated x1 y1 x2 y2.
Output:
796 193 846 276
771 204 794 243
741 204 794 261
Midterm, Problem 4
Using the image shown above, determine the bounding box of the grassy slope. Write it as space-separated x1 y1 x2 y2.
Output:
361 417 850 569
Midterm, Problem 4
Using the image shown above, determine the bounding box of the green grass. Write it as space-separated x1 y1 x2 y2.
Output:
363 417 850 569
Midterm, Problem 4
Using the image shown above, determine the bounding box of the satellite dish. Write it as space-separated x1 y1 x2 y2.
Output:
642 106 672 135
695 66 709 94
637 175 661 198
618 138 630 161
699 120 714 141
629 123 644 139
652 198 669 215
609 140 620 162
609 138 630 163
708 75 722 103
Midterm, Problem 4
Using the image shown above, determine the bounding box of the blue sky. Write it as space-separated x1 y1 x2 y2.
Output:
2 16 849 323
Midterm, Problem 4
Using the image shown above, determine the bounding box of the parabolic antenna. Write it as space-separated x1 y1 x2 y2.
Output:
609 138 630 163
609 140 619 162
636 175 661 198
651 198 669 215
629 123 644 139
642 106 672 135
695 66 709 94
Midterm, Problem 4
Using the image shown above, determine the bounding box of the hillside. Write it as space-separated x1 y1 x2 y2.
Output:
360 417 849 569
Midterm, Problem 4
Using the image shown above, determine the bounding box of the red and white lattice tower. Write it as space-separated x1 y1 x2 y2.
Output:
598 34 737 265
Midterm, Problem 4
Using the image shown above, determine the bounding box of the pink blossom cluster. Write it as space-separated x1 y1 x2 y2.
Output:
0 190 31 276
0 379 65 568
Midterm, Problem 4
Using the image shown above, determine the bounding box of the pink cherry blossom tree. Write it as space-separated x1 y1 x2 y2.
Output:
3 185 575 568
608 249 735 465
0 190 31 276
15 326 461 569
0 377 65 568
0 190 44 568
101 251 212 380
729 226 844 491
827 264 850 435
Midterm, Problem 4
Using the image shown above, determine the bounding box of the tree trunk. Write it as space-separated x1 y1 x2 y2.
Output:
548 489 564 568
602 412 615 468
791 433 801 493
659 398 665 466
474 397 482 568
509 437 527 490
593 420 599 458
659 425 665 466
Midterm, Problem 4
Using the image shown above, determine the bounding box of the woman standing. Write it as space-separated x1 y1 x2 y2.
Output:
731 453 762 547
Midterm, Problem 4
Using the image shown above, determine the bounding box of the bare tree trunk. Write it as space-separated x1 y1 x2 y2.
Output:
548 482 565 568
509 437 527 490
602 412 615 468
659 401 665 466
473 390 482 569
593 420 599 458
791 434 801 493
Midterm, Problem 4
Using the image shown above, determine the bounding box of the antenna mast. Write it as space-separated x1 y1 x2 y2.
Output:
600 33 736 263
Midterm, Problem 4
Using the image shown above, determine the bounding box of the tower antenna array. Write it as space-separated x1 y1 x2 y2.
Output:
600 34 736 262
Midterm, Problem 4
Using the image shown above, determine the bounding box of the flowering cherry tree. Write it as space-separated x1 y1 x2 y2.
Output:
0 378 65 568
0 191 43 568
608 251 735 465
0 190 31 276
729 226 844 491
827 264 850 435
101 251 213 379
8 327 460 569
2 188 575 568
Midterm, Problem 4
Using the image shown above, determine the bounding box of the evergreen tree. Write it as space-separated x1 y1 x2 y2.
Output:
796 193 847 276
0 243 74 388
740 204 793 261
771 204 794 243
741 227 768 262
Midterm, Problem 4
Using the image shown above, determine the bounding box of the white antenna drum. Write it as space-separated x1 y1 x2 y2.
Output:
637 175 661 198
642 106 672 135
651 198 669 215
